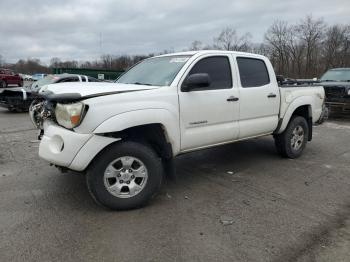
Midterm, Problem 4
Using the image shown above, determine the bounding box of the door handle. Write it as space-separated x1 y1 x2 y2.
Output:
227 96 239 102
267 93 277 98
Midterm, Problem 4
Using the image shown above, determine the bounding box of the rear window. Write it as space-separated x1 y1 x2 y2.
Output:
237 57 270 88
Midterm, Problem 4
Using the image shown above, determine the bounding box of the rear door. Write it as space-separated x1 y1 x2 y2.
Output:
178 54 240 151
234 56 280 138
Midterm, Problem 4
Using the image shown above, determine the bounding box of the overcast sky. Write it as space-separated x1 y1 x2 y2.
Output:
0 0 349 64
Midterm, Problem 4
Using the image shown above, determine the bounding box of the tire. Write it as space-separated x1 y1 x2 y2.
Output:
86 141 163 210
274 116 309 159
0 80 7 88
18 81 23 87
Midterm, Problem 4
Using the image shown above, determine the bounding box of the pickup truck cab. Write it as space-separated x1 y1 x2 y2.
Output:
0 69 23 88
30 50 325 210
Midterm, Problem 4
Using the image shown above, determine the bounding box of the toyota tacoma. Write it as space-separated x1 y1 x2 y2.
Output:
30 51 326 210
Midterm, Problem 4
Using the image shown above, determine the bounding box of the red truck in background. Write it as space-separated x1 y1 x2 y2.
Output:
0 69 23 88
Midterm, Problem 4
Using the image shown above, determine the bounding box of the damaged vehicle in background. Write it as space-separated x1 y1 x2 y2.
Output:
30 50 326 210
319 68 350 114
0 74 101 112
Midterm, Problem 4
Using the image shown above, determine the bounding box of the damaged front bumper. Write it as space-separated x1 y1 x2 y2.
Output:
39 121 119 172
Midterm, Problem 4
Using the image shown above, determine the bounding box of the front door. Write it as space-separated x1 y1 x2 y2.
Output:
178 55 240 151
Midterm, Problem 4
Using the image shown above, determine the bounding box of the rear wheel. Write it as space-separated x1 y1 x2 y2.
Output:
274 116 309 158
86 141 163 210
0 80 7 88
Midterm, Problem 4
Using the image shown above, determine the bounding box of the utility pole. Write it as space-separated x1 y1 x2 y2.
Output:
99 32 102 56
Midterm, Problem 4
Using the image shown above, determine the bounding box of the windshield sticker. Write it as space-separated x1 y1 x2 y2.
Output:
170 57 190 63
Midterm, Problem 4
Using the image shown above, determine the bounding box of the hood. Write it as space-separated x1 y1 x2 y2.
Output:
44 82 159 96
40 82 160 102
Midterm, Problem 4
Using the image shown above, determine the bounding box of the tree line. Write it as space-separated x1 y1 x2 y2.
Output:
1 15 349 79
189 15 350 78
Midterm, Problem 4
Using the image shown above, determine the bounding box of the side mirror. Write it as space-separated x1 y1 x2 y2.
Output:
182 73 211 92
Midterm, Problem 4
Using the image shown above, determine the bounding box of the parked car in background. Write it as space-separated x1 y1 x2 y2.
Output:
0 74 101 112
32 73 47 81
19 73 33 81
320 68 350 113
0 68 23 88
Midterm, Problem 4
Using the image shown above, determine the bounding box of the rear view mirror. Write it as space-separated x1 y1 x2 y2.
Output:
182 73 211 92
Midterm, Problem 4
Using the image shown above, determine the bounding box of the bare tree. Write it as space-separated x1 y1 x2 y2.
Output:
265 20 291 75
322 24 350 70
189 40 203 51
296 15 325 77
50 57 61 68
214 27 252 51
101 54 114 69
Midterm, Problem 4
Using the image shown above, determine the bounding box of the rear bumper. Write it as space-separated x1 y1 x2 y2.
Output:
39 122 119 171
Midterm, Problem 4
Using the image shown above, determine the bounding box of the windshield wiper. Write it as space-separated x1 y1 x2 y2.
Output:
132 82 153 86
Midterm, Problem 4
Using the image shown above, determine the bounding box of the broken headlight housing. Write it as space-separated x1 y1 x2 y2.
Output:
55 102 86 129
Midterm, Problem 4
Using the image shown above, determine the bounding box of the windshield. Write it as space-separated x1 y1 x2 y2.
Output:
320 69 350 82
31 75 58 90
116 56 191 86
34 75 57 86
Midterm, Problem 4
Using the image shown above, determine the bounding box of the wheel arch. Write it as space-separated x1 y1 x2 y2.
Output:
276 97 314 141
93 109 180 156
98 123 174 160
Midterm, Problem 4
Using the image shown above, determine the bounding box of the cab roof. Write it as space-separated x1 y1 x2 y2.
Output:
156 50 267 59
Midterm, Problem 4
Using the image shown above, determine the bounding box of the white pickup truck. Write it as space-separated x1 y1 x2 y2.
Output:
30 50 326 210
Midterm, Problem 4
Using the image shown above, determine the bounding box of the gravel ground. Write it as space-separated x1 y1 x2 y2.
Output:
0 108 349 262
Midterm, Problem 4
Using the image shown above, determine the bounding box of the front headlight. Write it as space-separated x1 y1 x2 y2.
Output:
347 89 350 96
55 102 86 129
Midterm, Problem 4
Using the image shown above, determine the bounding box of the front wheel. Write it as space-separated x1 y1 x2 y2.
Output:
274 116 309 158
86 141 163 210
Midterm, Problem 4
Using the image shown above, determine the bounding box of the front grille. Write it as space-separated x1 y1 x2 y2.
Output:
324 86 346 98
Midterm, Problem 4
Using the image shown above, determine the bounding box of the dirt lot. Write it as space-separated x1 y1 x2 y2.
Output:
0 108 349 262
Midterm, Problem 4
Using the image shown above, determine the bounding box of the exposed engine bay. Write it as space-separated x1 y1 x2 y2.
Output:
29 99 55 132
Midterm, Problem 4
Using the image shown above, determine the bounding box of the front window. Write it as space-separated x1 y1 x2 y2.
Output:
116 55 191 86
320 69 350 82
183 56 233 91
